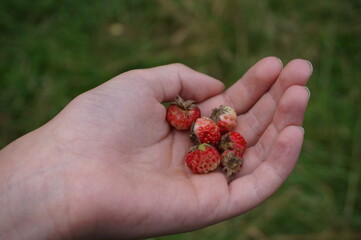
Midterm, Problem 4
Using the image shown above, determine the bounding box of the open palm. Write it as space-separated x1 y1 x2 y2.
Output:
41 57 311 239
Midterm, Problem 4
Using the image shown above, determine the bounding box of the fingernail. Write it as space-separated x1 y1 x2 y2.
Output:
305 60 313 73
276 57 283 67
304 86 311 98
299 126 305 134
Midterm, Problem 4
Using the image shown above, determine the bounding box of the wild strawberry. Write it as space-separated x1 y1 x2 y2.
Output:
166 95 201 130
190 117 221 146
210 105 237 134
186 143 221 174
221 149 244 177
219 131 247 154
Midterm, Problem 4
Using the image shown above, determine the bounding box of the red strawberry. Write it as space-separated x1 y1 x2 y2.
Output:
191 117 221 146
166 95 201 130
219 132 247 154
210 105 237 134
221 149 244 177
186 143 221 174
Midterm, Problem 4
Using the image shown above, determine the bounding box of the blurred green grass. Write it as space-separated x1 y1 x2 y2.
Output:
0 0 360 239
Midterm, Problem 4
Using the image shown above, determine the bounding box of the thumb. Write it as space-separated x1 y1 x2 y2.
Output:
122 63 225 103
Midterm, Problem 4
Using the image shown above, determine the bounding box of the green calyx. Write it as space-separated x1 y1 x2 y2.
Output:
198 143 212 151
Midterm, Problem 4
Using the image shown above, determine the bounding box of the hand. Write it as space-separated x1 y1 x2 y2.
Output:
0 57 312 239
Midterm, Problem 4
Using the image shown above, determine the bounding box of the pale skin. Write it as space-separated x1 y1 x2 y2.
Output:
0 57 312 239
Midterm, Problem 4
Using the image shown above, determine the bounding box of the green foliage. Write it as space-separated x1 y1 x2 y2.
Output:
1 0 360 239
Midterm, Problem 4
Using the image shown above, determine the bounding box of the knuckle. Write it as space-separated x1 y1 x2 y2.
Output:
169 62 190 72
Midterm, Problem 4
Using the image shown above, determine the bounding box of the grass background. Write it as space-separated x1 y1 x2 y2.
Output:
0 0 360 239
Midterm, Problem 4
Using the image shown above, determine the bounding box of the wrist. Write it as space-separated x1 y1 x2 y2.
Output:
0 127 79 239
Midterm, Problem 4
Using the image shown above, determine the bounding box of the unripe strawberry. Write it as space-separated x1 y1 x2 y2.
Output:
219 131 247 154
221 149 244 177
210 105 237 134
186 143 221 174
166 95 201 130
191 117 221 146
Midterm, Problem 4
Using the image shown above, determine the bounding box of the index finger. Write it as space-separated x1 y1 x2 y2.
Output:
199 57 283 116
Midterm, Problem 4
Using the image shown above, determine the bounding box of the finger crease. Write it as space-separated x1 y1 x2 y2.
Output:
246 111 263 145
223 92 237 112
264 161 283 183
254 137 267 162
176 69 185 98
250 174 263 203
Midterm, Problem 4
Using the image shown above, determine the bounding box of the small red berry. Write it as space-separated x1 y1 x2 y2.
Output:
219 131 247 154
210 105 237 134
191 117 221 146
166 95 201 130
186 143 221 174
221 149 244 177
